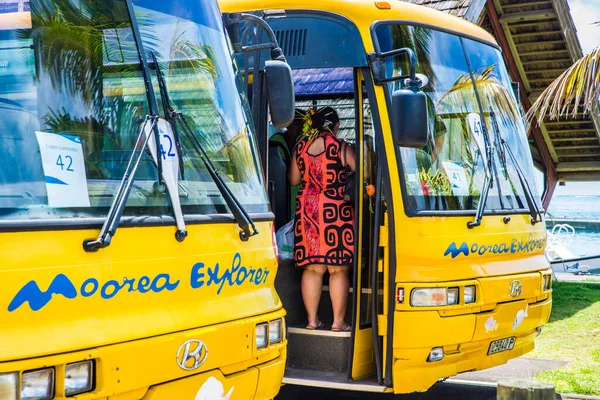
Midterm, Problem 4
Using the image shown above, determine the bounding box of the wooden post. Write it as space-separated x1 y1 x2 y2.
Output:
497 380 555 400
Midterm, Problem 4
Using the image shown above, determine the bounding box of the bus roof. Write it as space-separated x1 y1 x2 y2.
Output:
219 0 497 48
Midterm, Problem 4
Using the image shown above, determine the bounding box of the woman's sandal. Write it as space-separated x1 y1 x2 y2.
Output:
331 323 351 332
306 321 323 330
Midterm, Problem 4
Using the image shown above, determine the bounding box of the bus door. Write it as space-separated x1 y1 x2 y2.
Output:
351 67 395 386
349 68 379 380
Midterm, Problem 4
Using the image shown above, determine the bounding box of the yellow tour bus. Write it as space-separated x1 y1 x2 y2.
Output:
0 0 295 399
221 0 554 394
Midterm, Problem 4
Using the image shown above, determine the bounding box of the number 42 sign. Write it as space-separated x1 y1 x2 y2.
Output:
36 132 90 208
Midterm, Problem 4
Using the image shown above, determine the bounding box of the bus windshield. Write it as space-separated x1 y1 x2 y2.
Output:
0 0 267 222
374 24 541 214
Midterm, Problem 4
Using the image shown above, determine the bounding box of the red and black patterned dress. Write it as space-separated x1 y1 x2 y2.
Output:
293 131 355 268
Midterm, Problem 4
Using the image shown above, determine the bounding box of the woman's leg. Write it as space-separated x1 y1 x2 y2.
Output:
327 265 350 330
302 264 327 328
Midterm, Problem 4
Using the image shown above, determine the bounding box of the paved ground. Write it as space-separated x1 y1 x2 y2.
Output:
455 357 568 382
278 382 600 399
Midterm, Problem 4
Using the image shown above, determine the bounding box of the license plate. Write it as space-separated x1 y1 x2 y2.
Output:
488 337 516 355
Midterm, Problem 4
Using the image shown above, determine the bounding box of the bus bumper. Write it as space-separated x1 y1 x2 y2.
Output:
142 349 286 400
392 297 552 394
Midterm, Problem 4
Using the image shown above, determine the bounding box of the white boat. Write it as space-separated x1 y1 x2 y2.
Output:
546 224 600 275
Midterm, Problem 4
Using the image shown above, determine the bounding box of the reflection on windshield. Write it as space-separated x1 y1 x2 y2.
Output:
375 25 540 213
0 0 267 220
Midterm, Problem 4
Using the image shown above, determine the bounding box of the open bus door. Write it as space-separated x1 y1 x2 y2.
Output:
352 67 395 387
280 66 390 392
226 11 393 389
350 68 380 381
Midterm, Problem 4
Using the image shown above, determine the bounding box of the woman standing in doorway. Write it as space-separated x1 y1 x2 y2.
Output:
288 106 355 332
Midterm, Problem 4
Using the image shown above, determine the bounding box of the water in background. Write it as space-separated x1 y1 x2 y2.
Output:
547 195 600 256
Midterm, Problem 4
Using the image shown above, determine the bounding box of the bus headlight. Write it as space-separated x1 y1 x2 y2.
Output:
542 274 552 291
256 323 268 349
0 373 18 400
447 287 459 305
427 347 444 362
464 285 476 303
65 361 94 396
21 369 53 400
411 288 448 306
269 319 283 345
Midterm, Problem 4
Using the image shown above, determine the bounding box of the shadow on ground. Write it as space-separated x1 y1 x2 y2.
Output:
277 382 497 400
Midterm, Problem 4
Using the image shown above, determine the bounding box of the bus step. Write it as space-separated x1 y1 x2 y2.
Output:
283 368 388 392
286 327 351 373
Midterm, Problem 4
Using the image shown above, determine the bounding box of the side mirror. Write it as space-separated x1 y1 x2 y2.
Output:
265 60 295 129
390 82 429 148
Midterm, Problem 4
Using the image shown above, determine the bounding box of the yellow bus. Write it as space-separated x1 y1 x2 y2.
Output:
221 0 553 394
0 0 294 399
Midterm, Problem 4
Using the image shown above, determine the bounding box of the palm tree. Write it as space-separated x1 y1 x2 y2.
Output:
526 23 600 122
18 0 150 152
435 65 522 200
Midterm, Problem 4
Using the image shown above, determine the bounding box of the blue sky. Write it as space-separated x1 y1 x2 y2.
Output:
544 1 600 196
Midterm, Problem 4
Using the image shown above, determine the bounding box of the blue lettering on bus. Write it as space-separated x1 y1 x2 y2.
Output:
443 242 469 258
444 235 546 258
190 253 270 295
8 274 77 311
8 254 269 312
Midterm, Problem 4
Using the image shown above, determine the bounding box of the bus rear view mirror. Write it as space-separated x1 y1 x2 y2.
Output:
265 60 295 129
390 86 429 148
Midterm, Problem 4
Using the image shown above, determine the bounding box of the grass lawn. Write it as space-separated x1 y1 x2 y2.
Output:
528 281 600 395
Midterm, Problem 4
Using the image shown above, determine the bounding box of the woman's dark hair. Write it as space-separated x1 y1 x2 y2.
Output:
312 106 340 132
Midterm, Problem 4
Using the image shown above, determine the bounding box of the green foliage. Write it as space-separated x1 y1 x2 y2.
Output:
528 46 600 123
418 167 452 196
530 282 600 395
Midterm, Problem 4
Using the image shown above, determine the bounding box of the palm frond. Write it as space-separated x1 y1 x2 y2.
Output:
438 65 520 122
169 29 219 79
526 46 600 123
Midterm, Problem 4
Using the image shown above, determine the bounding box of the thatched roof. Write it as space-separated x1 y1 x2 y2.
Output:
401 0 487 22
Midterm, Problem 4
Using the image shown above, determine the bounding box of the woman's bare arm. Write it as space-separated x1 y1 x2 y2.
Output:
288 150 302 186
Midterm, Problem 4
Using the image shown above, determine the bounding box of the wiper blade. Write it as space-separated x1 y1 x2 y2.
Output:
151 52 185 180
151 55 258 241
461 38 499 229
490 114 543 225
467 139 494 229
84 116 158 251
83 0 188 252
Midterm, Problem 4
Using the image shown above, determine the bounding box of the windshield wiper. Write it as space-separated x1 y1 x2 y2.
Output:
150 54 259 241
461 39 498 229
489 113 543 225
467 133 494 229
83 0 187 252
83 116 157 251
150 52 185 180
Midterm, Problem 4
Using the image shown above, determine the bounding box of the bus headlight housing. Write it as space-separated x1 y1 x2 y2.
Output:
411 288 449 306
464 285 476 303
0 373 18 400
21 369 53 400
65 361 94 396
542 274 552 291
269 319 283 345
256 323 268 349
